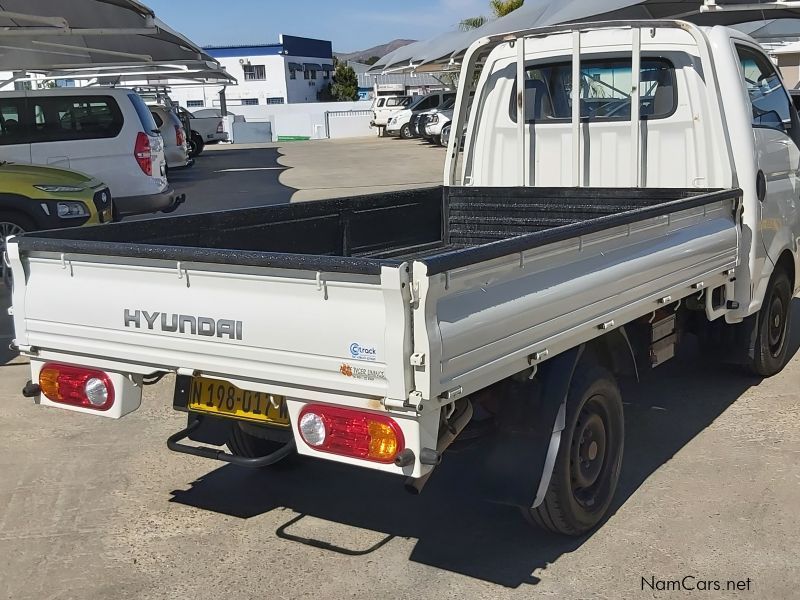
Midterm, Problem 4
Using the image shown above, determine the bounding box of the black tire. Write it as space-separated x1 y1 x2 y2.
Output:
749 268 793 377
440 124 451 147
227 421 293 466
1 211 35 288
399 123 413 139
524 366 624 536
188 132 205 157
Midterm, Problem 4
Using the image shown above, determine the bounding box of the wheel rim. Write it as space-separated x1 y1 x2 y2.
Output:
570 396 612 509
1 221 25 285
767 290 787 358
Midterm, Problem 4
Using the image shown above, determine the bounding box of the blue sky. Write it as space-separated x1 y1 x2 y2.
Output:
148 0 488 52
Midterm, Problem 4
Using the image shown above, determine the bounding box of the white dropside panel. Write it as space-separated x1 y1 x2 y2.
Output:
413 200 739 401
15 256 413 402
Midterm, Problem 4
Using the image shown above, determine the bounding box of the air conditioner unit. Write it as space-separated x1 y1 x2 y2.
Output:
239 59 245 65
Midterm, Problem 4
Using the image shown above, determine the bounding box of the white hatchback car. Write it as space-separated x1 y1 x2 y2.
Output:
0 88 184 217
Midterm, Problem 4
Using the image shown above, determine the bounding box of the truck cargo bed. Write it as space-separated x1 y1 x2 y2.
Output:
17 186 739 276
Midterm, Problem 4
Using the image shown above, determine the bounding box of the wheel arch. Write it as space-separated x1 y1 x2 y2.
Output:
584 326 640 382
0 193 45 229
775 248 796 293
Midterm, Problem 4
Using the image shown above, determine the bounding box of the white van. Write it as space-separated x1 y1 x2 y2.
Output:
371 95 411 128
0 88 184 217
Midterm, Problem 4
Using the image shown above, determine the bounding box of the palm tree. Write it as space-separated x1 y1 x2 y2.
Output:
460 0 524 31
490 0 525 17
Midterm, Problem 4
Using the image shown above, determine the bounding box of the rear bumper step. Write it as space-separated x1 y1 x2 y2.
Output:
167 416 295 467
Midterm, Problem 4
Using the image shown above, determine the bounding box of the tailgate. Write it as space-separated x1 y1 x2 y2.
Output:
8 246 414 402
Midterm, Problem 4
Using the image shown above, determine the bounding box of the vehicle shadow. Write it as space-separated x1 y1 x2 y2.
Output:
131 147 293 221
170 299 800 588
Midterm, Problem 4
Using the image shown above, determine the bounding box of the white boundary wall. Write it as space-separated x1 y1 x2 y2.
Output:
232 100 373 141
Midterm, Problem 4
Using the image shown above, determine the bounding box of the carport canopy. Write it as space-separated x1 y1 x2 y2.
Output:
371 0 800 73
0 0 235 85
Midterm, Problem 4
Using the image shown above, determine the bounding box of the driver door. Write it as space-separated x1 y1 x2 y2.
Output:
736 44 800 267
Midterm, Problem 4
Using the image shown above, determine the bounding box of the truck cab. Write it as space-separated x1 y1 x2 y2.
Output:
451 22 799 317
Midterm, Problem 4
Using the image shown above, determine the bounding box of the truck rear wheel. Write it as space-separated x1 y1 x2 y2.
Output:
188 132 205 157
749 268 793 377
524 366 624 536
227 422 293 466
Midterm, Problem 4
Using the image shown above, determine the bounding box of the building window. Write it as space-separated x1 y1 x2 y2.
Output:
304 70 311 80
243 64 266 81
290 70 297 80
242 98 259 106
266 97 285 105
186 100 205 108
310 70 317 80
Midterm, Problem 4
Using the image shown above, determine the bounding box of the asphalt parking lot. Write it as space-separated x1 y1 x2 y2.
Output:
1 138 799 600
131 136 446 219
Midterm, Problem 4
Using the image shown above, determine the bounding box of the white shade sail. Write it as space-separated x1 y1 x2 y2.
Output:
370 0 800 73
0 0 235 84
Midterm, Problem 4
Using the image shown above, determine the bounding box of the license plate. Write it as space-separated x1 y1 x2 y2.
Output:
188 377 290 427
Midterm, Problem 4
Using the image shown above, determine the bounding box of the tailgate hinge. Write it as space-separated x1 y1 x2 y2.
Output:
383 390 425 412
410 353 426 367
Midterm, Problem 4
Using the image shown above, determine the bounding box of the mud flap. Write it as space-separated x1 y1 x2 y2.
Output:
477 346 584 507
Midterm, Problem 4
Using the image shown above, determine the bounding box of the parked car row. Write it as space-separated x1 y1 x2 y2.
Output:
0 86 227 286
374 91 457 146
136 89 228 158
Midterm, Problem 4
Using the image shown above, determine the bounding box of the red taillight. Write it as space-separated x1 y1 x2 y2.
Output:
39 363 115 411
175 125 185 147
216 121 224 134
134 131 152 175
298 405 404 464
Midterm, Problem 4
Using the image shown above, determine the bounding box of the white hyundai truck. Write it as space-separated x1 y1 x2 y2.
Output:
6 21 800 536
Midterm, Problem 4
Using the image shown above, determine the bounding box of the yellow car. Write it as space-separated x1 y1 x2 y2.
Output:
1 162 113 284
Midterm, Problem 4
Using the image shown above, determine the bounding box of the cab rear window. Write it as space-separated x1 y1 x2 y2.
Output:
510 58 677 123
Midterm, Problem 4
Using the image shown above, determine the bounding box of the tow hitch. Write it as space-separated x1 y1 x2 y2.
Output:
167 415 296 468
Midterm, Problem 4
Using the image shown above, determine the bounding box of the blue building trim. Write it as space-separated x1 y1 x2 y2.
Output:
203 36 332 60
280 35 332 60
204 44 283 58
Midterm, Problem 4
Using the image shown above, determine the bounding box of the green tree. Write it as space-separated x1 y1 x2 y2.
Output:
330 62 360 101
365 56 381 66
460 0 524 31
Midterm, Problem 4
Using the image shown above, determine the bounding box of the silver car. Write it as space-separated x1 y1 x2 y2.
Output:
149 105 191 170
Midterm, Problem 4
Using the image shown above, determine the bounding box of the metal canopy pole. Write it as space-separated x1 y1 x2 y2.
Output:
219 88 228 117
630 28 641 188
572 31 581 188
